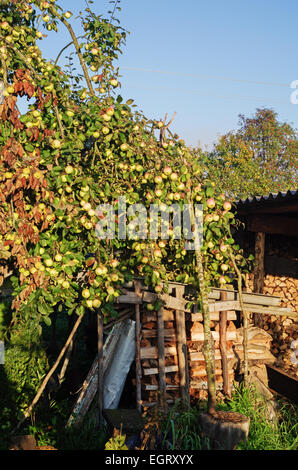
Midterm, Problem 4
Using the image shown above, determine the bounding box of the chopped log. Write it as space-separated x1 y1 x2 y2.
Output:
192 368 233 378
190 350 235 361
191 331 237 342
192 311 237 321
142 328 176 339
140 346 177 359
198 411 250 450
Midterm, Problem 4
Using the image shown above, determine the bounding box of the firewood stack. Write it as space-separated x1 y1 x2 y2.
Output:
140 307 180 407
114 280 296 405
246 273 298 375
234 326 275 366
188 312 236 395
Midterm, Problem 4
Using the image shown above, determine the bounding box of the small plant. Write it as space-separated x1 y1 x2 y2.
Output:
161 401 210 450
105 433 128 450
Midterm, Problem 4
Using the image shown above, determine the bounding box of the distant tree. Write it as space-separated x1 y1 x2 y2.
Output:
201 108 298 199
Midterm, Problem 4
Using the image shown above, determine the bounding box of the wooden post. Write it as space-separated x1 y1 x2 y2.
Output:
175 286 190 408
97 311 104 427
253 232 265 327
134 281 142 412
219 291 231 397
157 306 167 412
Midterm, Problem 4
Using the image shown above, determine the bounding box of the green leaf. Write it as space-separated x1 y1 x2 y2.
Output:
43 316 51 326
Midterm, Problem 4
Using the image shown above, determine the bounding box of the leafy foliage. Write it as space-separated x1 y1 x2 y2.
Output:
201 108 298 199
0 0 249 331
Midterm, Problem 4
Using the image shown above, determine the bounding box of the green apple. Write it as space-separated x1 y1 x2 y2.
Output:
44 259 53 267
1 21 9 30
92 298 101 308
51 139 61 149
82 289 90 298
153 249 162 258
154 284 163 293
120 143 129 151
170 173 178 181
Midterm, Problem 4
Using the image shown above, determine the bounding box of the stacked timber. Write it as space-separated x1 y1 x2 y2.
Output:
140 307 180 407
189 309 237 393
246 273 298 375
234 326 275 366
115 280 296 405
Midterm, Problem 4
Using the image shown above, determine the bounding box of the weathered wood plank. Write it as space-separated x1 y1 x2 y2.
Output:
144 384 179 391
143 365 179 376
219 291 231 397
243 305 297 317
208 288 281 306
175 285 190 406
157 306 166 410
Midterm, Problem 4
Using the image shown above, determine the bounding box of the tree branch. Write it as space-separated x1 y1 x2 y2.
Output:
14 313 84 431
53 12 95 97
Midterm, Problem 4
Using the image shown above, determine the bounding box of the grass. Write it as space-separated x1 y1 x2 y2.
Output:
217 385 298 450
158 385 297 451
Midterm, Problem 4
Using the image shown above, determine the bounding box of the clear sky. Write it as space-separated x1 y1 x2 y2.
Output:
37 0 298 149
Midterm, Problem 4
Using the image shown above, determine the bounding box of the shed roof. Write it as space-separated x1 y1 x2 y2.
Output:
236 189 298 215
235 190 298 236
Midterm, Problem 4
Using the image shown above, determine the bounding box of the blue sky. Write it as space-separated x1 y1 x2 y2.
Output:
38 0 298 149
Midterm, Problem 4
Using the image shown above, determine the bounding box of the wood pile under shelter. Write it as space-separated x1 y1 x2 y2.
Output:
67 279 297 424
236 190 298 377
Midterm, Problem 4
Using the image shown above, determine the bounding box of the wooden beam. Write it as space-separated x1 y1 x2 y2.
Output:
175 285 190 407
246 214 298 237
253 232 265 327
219 291 231 397
157 306 167 411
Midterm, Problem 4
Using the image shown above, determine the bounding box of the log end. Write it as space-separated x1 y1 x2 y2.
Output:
198 411 250 450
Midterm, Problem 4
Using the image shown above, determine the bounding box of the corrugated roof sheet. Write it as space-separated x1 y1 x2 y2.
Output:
236 189 298 207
